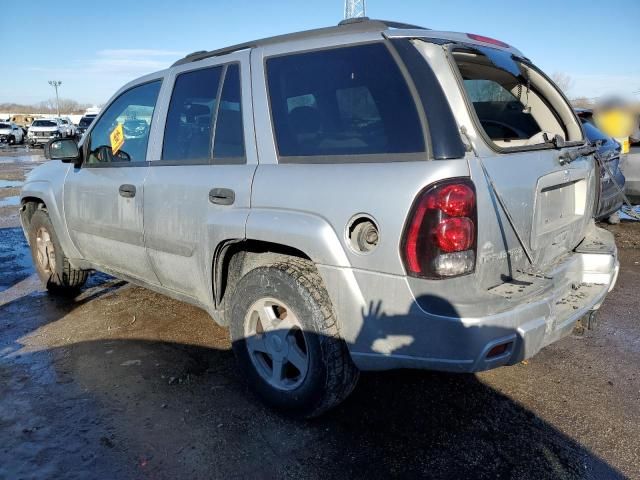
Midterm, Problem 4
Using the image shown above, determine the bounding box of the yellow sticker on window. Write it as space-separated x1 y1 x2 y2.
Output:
110 123 125 155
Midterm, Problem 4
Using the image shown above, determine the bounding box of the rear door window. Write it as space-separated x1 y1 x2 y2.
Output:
266 43 425 159
213 64 245 162
453 50 582 150
162 66 223 162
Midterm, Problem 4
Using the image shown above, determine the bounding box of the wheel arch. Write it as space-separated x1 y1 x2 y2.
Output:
19 181 82 261
212 239 312 314
211 209 353 320
19 196 50 246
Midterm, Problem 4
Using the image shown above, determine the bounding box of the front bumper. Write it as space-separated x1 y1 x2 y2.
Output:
319 227 619 373
28 135 59 145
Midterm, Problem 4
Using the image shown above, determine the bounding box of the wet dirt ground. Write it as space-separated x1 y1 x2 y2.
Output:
1 145 639 479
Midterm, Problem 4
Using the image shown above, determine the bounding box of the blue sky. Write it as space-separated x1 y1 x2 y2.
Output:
1 0 638 105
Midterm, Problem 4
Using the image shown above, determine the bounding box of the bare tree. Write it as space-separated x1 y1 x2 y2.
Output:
0 99 92 115
571 97 595 109
550 72 574 95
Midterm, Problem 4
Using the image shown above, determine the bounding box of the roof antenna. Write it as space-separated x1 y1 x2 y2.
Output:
344 0 366 19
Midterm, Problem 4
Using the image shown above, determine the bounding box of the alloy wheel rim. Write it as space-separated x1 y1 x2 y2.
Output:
35 226 56 274
244 297 309 391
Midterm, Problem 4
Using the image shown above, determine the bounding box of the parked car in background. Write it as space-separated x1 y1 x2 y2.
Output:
22 19 619 417
59 117 76 138
576 108 632 155
11 114 35 137
581 121 625 221
27 118 64 146
630 113 640 145
122 118 150 139
0 121 25 144
76 114 97 138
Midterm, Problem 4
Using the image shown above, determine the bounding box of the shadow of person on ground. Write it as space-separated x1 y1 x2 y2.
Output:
0 279 626 479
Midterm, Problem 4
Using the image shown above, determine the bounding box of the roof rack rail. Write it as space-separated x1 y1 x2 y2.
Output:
183 50 208 59
338 18 428 30
171 18 428 67
172 42 256 67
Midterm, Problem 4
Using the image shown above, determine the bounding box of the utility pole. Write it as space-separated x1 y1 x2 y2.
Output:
48 80 62 118
344 0 366 19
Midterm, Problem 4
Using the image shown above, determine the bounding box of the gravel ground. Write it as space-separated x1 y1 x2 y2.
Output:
0 146 638 479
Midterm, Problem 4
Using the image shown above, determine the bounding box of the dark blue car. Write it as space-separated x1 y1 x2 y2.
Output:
582 121 625 221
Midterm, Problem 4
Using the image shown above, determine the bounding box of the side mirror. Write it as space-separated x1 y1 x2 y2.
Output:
45 138 80 164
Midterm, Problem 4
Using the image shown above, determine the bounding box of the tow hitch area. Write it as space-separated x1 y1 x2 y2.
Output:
574 310 598 335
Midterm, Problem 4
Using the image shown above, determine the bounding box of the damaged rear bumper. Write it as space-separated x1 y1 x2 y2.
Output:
319 227 619 373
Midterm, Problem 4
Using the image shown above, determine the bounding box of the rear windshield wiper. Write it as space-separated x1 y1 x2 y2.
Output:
558 141 598 165
543 133 566 149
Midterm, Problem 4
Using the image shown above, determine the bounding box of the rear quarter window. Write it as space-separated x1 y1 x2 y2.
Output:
266 43 425 160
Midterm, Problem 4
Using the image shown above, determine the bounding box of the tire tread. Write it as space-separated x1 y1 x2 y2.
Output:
29 209 88 293
261 258 359 417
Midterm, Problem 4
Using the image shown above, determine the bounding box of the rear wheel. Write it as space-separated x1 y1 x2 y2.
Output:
28 209 88 293
228 259 359 418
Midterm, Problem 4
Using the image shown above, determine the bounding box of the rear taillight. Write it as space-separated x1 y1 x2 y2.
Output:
401 178 477 278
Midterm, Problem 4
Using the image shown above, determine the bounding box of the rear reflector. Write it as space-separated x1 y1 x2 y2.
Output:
466 33 510 49
487 342 512 358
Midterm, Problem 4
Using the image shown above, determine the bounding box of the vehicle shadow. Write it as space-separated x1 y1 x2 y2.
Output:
0 281 626 479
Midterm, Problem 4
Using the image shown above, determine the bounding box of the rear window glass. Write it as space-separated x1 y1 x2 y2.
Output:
79 116 95 127
266 43 424 158
453 50 581 149
576 111 596 127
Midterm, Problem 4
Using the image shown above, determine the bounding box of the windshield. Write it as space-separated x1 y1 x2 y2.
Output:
0 123 10 129
452 49 582 149
79 116 95 127
31 120 57 127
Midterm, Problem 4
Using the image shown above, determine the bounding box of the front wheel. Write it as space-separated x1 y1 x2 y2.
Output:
228 259 359 418
28 209 88 293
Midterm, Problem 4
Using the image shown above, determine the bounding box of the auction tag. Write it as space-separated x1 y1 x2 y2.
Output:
110 123 124 155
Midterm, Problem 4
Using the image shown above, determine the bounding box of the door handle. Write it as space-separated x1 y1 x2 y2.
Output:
209 188 235 206
119 184 136 198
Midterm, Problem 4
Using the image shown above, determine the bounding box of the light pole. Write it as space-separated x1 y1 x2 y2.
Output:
48 80 62 118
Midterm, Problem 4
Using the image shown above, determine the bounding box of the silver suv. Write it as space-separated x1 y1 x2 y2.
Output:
21 19 619 417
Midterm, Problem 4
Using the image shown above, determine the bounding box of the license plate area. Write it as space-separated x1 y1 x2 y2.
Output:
538 179 584 233
531 169 589 250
